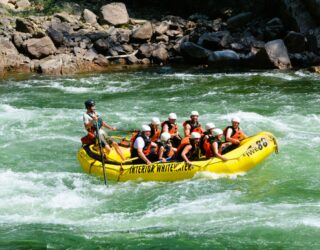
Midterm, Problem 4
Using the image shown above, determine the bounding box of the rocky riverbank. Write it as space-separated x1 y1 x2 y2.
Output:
1 1 320 76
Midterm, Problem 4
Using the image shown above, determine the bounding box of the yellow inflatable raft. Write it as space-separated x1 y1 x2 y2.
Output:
77 131 278 182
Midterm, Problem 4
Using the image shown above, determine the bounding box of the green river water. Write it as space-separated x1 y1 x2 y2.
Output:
0 67 319 249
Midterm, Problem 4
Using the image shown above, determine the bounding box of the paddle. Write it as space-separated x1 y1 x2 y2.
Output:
95 121 108 186
114 129 137 134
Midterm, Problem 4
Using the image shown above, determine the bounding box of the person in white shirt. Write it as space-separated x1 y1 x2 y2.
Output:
83 99 125 161
131 125 157 165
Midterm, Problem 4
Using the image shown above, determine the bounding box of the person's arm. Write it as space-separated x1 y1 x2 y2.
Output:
102 121 116 131
184 124 191 137
169 142 177 153
137 148 151 165
213 142 228 161
226 128 240 145
181 145 192 164
162 123 169 133
158 146 165 162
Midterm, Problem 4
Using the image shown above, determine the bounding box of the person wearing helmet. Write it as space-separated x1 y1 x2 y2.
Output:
183 111 203 137
82 99 125 161
204 128 228 161
161 112 181 148
157 132 177 162
149 117 161 142
223 116 247 153
131 125 158 165
200 122 216 155
176 132 201 164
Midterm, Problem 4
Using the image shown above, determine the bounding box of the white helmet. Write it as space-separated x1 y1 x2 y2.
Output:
160 132 171 142
231 116 241 123
205 122 215 130
212 128 223 137
151 117 160 125
141 125 151 132
191 111 199 116
168 113 177 120
190 132 201 139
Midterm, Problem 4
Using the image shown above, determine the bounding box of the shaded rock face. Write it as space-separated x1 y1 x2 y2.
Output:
279 0 316 33
23 36 56 59
100 2 129 26
284 31 305 53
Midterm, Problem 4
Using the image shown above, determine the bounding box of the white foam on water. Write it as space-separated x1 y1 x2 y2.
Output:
201 91 218 97
192 171 246 180
302 218 320 228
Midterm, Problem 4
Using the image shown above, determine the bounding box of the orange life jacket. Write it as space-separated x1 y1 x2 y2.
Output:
223 126 246 142
157 141 175 158
149 124 161 142
130 132 152 157
175 137 200 161
183 120 202 135
161 120 178 134
203 137 222 158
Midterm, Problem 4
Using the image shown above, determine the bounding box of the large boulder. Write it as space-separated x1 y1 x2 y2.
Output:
155 21 170 35
198 31 230 50
83 9 98 25
152 45 168 63
16 0 31 10
208 50 240 63
24 36 56 59
0 37 30 73
180 41 210 63
138 43 154 58
265 39 292 69
100 2 129 26
15 18 35 33
132 22 153 40
227 12 252 29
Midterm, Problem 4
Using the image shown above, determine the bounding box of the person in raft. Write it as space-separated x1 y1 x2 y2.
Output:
176 132 201 165
82 99 125 161
200 122 215 155
131 125 158 165
203 128 229 161
161 112 181 148
157 132 177 162
223 116 248 154
183 111 203 137
149 117 161 142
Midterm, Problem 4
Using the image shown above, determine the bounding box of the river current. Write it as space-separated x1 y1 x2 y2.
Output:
0 67 319 249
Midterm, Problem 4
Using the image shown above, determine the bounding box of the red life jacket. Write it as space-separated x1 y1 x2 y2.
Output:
81 113 103 145
161 120 178 134
223 126 246 142
183 120 202 134
130 132 152 157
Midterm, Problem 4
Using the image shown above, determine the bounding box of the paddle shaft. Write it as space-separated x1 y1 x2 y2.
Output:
95 121 108 186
